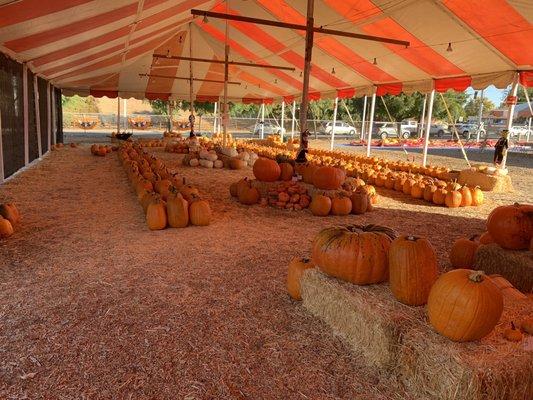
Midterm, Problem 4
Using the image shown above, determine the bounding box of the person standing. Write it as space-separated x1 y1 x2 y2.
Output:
493 130 509 165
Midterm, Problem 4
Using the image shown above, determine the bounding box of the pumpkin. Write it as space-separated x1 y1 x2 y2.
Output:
312 166 345 190
459 186 472 207
423 184 437 202
302 164 319 184
309 194 332 216
230 158 247 170
166 189 189 228
0 203 21 225
0 217 14 238
253 158 281 182
432 188 447 205
411 182 425 199
331 195 352 216
427 269 503 342
140 190 158 213
389 235 438 306
154 178 172 199
503 322 523 342
394 177 406 192
470 186 484 206
444 190 462 208
521 318 533 335
279 163 294 181
189 195 211 226
402 178 416 195
350 191 368 215
479 231 494 244
229 182 239 197
180 185 200 203
449 235 479 268
189 158 199 167
311 224 397 285
238 181 260 205
146 199 167 230
287 257 314 300
486 203 533 250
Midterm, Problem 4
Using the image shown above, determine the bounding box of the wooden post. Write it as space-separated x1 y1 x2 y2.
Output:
47 83 51 151
189 22 195 137
33 75 42 158
260 102 265 139
502 74 519 169
51 87 57 145
419 94 427 139
422 89 436 167
117 95 121 134
291 100 296 139
280 100 285 142
0 101 4 182
213 102 217 136
23 63 29 165
222 43 229 146
366 90 376 157
297 0 314 158
360 95 367 141
330 97 338 151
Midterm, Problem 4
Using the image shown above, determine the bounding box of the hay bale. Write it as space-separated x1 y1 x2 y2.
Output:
301 268 533 400
458 169 513 192
474 244 533 293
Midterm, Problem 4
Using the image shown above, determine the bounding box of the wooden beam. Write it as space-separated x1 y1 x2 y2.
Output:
153 54 295 71
191 9 410 47
298 0 314 158
139 73 241 85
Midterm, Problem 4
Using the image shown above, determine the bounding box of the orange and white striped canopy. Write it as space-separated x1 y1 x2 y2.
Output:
1 0 532 103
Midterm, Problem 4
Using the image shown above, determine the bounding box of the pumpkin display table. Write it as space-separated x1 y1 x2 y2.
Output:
458 169 513 192
300 268 532 400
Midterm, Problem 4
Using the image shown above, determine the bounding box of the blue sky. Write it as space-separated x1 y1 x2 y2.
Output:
465 85 507 107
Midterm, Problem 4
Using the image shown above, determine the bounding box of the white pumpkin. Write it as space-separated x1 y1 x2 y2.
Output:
199 159 214 168
207 153 218 162
220 147 238 157
214 160 224 169
189 158 199 167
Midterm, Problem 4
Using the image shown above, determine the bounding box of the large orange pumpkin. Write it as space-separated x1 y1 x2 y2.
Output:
331 195 352 215
146 199 167 230
189 196 211 226
302 164 319 184
166 189 189 228
486 203 533 250
312 166 346 190
449 235 479 268
253 158 281 182
427 269 503 342
287 257 314 300
389 235 438 306
312 224 397 285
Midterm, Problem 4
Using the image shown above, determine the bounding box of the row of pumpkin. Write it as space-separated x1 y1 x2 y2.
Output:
0 203 21 239
118 143 212 229
288 220 531 343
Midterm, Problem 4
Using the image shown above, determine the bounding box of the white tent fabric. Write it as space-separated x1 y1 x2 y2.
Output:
0 0 531 102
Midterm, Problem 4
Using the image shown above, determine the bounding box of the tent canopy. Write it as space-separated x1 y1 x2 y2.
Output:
1 0 532 102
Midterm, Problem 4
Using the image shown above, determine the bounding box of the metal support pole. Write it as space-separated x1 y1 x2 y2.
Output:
280 100 285 142
330 97 338 151
419 93 427 139
291 100 296 139
213 102 217 135
298 0 314 153
476 89 484 142
502 74 519 169
366 91 376 157
23 63 29 165
260 102 265 139
33 75 42 157
422 89 436 167
522 85 533 143
47 83 51 151
222 44 229 146
360 95 367 141
528 117 532 143
117 96 121 134
51 86 57 145
189 22 195 136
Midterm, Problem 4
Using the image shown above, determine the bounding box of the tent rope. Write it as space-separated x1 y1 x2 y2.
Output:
438 92 471 168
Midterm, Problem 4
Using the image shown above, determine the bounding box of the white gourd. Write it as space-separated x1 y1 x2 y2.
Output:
214 160 224 169
189 158 199 167
207 153 218 162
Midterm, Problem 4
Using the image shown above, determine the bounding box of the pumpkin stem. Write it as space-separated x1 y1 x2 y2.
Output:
468 270 485 283
469 234 479 241
511 321 516 330
406 235 419 241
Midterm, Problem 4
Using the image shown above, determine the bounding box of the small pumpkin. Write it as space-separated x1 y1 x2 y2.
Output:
444 190 462 208
287 257 314 300
411 182 425 199
238 181 260 205
309 194 332 216
0 203 21 225
189 195 211 226
449 235 479 268
146 198 167 230
389 235 438 306
503 322 523 342
459 186 473 207
350 191 368 215
0 217 14 238
486 203 533 250
166 188 189 228
312 166 345 190
230 158 247 170
253 158 281 182
427 270 503 342
180 185 200 203
470 186 484 206
279 163 294 181
521 318 533 335
479 231 494 245
432 188 447 205
423 184 437 202
331 195 352 216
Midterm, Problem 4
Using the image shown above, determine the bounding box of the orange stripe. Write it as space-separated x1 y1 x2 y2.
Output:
337 88 356 99
376 83 402 96
196 62 224 98
361 18 464 76
322 0 384 23
443 0 533 65
434 76 471 92
229 67 289 97
519 71 533 88
257 0 396 82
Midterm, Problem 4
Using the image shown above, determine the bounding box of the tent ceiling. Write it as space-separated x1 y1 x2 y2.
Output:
0 0 531 101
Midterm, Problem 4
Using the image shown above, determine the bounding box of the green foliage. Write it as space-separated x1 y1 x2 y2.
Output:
149 99 216 116
62 95 99 113
464 97 495 117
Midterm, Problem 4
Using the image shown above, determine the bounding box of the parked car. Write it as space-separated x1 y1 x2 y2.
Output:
253 122 286 136
452 123 486 139
374 123 411 139
323 121 357 135
428 123 449 138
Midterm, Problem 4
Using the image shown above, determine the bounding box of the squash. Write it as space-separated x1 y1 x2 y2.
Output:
253 158 281 182
486 203 533 250
389 235 438 306
330 195 352 216
432 188 447 205
449 235 479 268
427 270 503 342
214 160 224 169
350 191 368 215
470 186 484 206
459 186 472 207
0 203 21 225
189 195 211 226
411 182 425 199
0 217 14 238
311 224 397 285
146 199 167 230
444 190 462 208
189 158 199 167
309 194 332 216
279 162 294 181
423 184 437 202
166 189 189 228
287 257 314 300
312 166 345 190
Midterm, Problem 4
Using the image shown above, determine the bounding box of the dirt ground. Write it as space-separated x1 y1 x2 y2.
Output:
0 143 531 399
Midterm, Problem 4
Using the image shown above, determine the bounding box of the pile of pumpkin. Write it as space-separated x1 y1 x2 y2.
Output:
137 139 166 148
183 149 224 169
366 171 484 208
287 223 532 343
117 143 211 230
0 203 20 239
90 144 116 157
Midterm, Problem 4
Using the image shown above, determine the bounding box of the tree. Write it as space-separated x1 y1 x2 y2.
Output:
464 97 495 117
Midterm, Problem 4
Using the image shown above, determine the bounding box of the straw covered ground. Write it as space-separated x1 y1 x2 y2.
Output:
0 143 531 399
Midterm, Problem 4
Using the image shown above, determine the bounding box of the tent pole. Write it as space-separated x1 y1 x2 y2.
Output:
502 74 519 169
260 102 265 139
23 63 29 165
419 94 427 139
522 84 533 143
291 100 296 139
189 22 195 137
33 75 42 158
0 101 4 182
297 0 314 160
47 83 51 151
528 117 532 143
360 95 367 141
213 101 217 136
117 95 121 134
476 90 484 142
366 90 376 157
422 89 435 167
280 100 285 142
51 86 57 145
330 97 338 151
